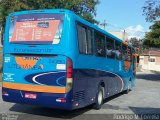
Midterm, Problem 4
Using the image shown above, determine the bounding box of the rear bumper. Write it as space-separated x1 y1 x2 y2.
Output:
2 88 73 110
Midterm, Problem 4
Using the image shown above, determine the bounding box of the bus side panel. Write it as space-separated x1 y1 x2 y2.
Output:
72 69 125 109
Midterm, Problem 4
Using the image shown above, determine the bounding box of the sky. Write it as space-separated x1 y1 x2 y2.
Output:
95 0 153 39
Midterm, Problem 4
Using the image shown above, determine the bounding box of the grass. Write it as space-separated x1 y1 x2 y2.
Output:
0 47 2 82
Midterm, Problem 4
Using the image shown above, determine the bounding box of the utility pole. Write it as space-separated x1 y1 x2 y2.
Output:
100 20 107 30
123 30 126 41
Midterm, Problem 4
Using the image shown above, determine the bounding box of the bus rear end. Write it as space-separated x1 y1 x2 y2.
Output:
2 10 74 110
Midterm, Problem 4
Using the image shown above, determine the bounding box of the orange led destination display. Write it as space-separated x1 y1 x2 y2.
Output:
11 20 60 43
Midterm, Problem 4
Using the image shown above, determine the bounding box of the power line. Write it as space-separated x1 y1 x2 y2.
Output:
99 20 107 30
99 20 148 39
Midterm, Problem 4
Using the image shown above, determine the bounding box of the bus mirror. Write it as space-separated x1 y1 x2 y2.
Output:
137 56 139 64
133 54 139 64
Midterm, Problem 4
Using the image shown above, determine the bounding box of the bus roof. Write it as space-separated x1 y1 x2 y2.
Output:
8 9 134 48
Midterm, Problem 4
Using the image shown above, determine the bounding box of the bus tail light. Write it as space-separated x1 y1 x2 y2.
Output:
56 98 66 103
66 58 73 92
74 103 79 107
67 58 73 78
2 91 9 96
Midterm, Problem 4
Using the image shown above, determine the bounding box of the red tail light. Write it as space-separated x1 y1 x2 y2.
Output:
66 58 73 92
56 98 66 103
67 58 73 78
2 91 9 96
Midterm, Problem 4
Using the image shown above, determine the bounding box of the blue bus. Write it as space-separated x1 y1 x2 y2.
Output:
2 9 138 110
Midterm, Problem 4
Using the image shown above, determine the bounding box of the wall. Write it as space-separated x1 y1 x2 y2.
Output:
140 56 160 72
109 31 128 41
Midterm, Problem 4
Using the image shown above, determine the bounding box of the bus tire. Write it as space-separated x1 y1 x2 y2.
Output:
125 80 132 94
93 86 104 110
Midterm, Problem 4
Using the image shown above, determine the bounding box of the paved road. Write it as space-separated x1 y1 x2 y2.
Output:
0 71 160 120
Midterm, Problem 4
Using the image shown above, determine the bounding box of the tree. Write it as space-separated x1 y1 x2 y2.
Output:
142 0 160 22
0 0 30 27
129 37 140 48
0 0 99 28
143 20 160 47
129 37 144 54
0 0 99 45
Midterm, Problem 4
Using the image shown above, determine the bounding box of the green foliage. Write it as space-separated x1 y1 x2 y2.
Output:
129 37 144 54
0 0 30 27
142 0 160 22
130 37 140 48
143 21 160 47
0 0 99 27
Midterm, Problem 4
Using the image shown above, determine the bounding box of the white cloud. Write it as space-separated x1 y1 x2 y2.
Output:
125 25 145 39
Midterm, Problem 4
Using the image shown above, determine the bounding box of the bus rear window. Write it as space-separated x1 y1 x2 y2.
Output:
9 14 64 44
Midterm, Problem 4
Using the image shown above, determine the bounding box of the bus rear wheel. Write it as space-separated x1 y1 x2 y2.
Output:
93 87 104 110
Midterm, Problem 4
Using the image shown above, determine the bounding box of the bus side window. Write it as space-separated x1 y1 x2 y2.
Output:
94 32 105 57
122 44 128 61
127 47 132 62
106 37 115 59
87 29 93 54
122 44 132 61
77 24 93 55
115 41 122 60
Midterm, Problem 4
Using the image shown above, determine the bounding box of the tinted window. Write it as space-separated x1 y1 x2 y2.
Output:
106 37 115 58
87 29 93 54
127 47 132 61
95 32 105 57
122 44 132 61
115 41 122 60
77 23 93 54
122 44 127 61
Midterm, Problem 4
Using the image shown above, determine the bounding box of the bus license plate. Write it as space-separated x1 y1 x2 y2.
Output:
25 93 37 99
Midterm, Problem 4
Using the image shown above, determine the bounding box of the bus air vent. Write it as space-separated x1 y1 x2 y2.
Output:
74 91 85 101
